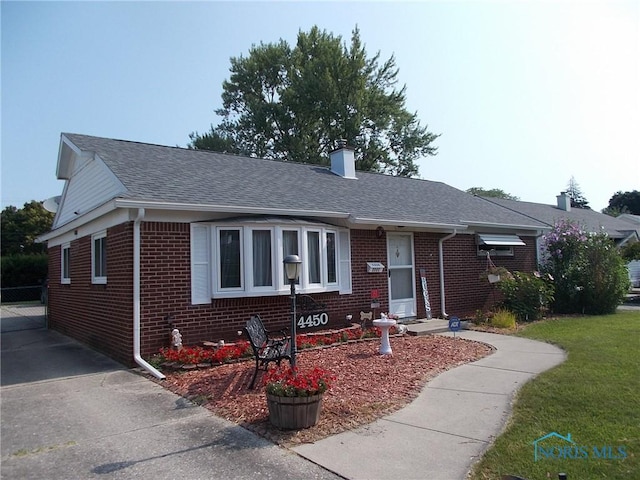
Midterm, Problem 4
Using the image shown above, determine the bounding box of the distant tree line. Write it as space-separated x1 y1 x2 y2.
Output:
1 201 53 288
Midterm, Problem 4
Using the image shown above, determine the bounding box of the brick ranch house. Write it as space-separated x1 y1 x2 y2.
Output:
38 133 548 376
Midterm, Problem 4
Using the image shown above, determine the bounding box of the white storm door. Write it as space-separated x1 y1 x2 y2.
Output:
387 233 416 318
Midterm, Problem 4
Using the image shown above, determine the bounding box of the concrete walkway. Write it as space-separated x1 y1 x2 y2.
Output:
2 304 567 479
0 305 341 480
293 331 566 480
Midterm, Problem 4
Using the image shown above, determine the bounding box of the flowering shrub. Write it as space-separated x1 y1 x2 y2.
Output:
497 271 554 321
158 342 251 365
152 324 398 368
264 365 335 397
541 220 630 314
296 327 363 349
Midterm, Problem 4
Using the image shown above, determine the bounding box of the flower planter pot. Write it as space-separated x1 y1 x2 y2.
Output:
266 393 323 429
487 274 501 284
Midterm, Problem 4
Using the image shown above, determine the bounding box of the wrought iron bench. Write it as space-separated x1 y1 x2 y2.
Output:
244 314 292 389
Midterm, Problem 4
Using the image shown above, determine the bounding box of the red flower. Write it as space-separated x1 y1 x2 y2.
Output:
264 365 335 397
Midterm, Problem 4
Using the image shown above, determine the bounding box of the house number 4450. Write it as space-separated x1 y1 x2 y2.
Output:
297 312 329 329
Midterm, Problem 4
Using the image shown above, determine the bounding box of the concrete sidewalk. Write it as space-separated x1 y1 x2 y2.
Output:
293 331 566 480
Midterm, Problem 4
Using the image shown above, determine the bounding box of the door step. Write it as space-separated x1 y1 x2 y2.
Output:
406 318 468 336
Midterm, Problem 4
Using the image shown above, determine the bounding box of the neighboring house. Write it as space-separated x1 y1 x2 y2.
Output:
480 193 640 251
38 133 547 372
618 215 640 287
479 194 640 287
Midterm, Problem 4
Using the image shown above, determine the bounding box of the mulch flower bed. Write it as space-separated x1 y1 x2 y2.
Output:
157 334 494 447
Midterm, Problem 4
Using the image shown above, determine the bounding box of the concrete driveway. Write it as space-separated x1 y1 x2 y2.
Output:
0 305 341 480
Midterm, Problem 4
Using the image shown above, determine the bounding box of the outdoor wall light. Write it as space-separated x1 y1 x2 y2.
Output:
283 254 302 367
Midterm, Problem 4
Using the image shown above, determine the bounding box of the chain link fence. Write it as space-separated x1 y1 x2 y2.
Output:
0 285 44 304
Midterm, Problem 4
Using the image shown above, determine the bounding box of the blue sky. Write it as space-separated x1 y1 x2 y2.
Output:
2 1 638 212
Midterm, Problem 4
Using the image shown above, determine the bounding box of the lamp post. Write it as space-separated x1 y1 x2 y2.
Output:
283 254 302 368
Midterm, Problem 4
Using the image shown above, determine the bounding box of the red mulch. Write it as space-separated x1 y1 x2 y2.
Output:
159 335 493 447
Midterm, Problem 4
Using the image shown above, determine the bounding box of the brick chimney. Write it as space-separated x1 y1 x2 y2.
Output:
556 192 571 211
329 139 356 179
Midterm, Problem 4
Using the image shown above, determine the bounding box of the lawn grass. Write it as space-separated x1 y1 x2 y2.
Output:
470 311 639 480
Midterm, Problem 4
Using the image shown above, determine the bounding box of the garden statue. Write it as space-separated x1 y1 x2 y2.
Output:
171 328 183 350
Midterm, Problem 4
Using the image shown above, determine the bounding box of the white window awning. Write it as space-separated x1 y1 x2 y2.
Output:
477 234 526 246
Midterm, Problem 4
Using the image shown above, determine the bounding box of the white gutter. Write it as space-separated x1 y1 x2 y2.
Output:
133 208 165 379
348 215 465 230
461 220 549 231
115 198 350 219
438 230 457 318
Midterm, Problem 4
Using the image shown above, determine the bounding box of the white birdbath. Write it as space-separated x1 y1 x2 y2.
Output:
372 318 397 355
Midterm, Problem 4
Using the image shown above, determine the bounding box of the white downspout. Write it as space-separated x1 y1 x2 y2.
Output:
438 230 457 319
133 208 165 379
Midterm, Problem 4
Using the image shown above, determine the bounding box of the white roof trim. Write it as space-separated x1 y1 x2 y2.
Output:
462 220 548 231
113 199 350 218
478 234 526 246
349 216 466 230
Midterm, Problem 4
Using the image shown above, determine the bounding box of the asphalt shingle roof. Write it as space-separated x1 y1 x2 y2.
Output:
480 196 638 239
62 133 547 230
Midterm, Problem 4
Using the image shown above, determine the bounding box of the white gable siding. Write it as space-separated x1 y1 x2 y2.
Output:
55 154 126 227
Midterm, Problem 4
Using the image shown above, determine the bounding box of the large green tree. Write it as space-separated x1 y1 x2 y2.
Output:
1 200 54 256
466 187 519 200
603 190 640 216
190 26 439 176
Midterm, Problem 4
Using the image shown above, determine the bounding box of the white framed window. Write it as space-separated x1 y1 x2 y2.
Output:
326 231 338 285
249 228 274 290
190 220 351 303
476 234 523 257
305 229 322 286
217 228 243 291
61 243 71 284
477 245 514 257
281 229 300 287
92 231 107 284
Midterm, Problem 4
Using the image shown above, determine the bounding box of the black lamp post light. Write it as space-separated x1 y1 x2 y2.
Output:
283 254 302 368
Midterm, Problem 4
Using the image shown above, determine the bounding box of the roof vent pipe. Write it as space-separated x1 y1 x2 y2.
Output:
556 192 571 212
438 230 457 318
329 139 357 179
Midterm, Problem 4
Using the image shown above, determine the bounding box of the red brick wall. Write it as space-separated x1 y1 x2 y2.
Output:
435 234 538 318
48 223 134 364
48 221 537 365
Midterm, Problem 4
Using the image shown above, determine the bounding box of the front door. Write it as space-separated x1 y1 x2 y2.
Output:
387 233 416 318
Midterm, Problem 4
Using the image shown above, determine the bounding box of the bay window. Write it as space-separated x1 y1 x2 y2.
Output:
190 220 351 303
251 229 273 288
306 230 321 285
218 229 242 289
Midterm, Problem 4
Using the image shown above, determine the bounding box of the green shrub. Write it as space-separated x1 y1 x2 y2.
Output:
541 220 630 314
497 271 554 322
1 254 49 288
578 234 631 314
621 241 640 261
490 309 517 329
